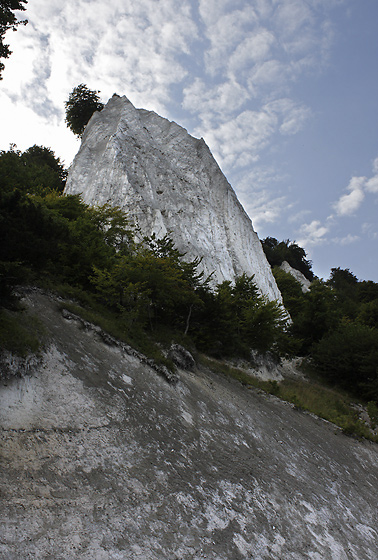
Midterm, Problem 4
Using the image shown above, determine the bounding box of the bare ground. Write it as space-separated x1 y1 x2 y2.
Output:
1 291 377 559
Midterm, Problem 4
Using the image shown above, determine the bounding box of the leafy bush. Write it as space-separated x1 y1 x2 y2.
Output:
367 401 378 428
311 323 378 402
0 308 45 357
0 144 67 195
191 273 286 358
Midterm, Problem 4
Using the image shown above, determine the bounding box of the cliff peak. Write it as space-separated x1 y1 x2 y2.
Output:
65 96 281 302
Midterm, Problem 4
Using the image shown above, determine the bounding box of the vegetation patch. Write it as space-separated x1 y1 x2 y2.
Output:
200 355 378 442
56 294 176 372
0 307 45 357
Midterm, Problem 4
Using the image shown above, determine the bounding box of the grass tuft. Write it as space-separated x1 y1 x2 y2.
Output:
200 355 378 442
0 308 46 357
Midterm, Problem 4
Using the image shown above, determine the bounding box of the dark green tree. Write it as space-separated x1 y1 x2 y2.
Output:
0 0 27 79
311 322 378 402
91 234 206 332
327 267 360 322
272 266 305 319
261 237 314 281
191 273 285 357
0 144 67 194
291 279 340 354
65 84 104 137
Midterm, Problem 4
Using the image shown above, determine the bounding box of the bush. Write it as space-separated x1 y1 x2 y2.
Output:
311 323 378 402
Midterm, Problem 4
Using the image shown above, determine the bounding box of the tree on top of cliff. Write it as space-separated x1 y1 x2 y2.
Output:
65 84 104 137
0 0 28 79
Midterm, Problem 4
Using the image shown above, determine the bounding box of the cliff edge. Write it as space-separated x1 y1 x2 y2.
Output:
65 95 281 302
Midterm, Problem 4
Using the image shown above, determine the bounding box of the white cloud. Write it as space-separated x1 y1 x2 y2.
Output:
230 166 291 232
334 176 366 216
182 78 249 117
333 234 360 246
2 0 198 114
0 91 79 165
297 219 330 247
273 0 314 38
188 97 310 171
201 6 259 77
228 28 276 75
238 188 288 233
288 209 312 224
362 223 378 240
333 157 378 216
295 153 378 253
266 98 311 135
373 156 378 174
366 175 378 194
248 59 289 95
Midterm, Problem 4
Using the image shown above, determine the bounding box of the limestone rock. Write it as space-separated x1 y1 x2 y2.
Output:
65 95 282 302
168 343 195 370
280 260 312 292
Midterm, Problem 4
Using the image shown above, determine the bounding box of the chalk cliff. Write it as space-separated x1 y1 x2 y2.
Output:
65 95 281 302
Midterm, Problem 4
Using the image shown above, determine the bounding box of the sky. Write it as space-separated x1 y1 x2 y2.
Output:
1 0 378 282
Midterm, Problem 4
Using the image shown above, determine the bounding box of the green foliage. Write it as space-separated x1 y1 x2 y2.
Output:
358 299 378 329
0 0 27 79
262 237 314 281
367 401 378 428
311 322 378 402
0 307 45 357
272 264 378 403
91 234 206 333
290 279 340 353
272 266 305 319
65 84 104 137
0 144 67 195
357 280 378 303
191 273 286 357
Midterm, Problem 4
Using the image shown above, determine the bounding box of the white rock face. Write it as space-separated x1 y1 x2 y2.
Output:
280 261 312 293
65 95 281 302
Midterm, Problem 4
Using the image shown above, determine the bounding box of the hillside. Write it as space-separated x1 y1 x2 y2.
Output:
1 289 377 559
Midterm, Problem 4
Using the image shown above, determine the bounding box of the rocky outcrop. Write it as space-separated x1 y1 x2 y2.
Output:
65 95 282 302
280 260 312 292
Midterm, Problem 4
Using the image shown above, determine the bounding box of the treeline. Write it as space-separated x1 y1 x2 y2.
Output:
0 145 284 360
1 145 377 404
272 262 378 403
261 236 314 280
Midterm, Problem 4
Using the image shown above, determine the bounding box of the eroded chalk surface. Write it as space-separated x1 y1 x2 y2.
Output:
1 292 377 559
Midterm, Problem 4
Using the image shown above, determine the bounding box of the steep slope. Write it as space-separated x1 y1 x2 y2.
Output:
1 290 377 559
65 95 281 301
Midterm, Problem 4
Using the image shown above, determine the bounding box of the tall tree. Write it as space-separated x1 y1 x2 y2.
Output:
0 144 67 194
261 237 314 281
0 0 27 79
65 84 104 137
